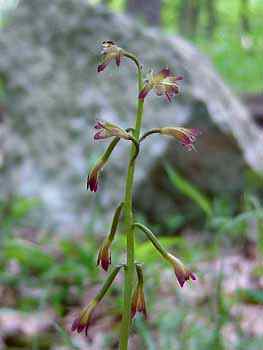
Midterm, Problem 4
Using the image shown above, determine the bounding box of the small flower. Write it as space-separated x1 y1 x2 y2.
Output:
131 284 147 319
71 300 97 336
94 121 131 141
87 163 101 192
160 127 201 151
97 240 111 271
167 253 196 288
139 68 183 102
87 136 120 192
131 264 147 319
97 41 124 73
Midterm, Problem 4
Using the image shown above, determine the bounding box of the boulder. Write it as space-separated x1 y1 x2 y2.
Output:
0 0 262 231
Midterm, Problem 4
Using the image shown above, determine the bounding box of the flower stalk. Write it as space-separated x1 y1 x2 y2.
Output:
119 52 144 350
87 136 120 192
133 222 196 287
72 264 123 336
76 41 199 348
131 264 147 319
97 202 124 271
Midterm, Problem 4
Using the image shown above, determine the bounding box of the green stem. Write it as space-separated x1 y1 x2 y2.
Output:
95 264 124 303
108 202 124 243
139 128 161 143
133 222 170 261
119 53 144 350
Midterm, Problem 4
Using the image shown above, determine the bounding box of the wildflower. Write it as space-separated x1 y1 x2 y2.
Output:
139 68 183 102
97 203 123 271
97 41 124 73
160 127 201 151
71 299 97 336
86 137 120 192
87 163 101 192
97 240 111 271
131 264 147 319
167 253 196 288
94 121 131 141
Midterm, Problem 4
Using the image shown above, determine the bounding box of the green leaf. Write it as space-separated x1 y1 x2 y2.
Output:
165 164 212 217
3 238 54 272
237 288 263 305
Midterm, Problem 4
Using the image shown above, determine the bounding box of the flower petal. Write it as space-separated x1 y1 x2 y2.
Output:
139 84 152 100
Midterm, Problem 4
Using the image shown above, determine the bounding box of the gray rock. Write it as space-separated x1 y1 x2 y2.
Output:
0 0 262 231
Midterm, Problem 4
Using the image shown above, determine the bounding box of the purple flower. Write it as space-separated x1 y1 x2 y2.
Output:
131 284 147 320
87 165 100 192
167 253 196 288
139 68 183 102
160 127 201 151
71 300 97 336
97 241 111 271
94 121 131 141
97 41 124 73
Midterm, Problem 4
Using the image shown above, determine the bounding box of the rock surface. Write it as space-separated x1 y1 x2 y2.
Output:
0 0 262 230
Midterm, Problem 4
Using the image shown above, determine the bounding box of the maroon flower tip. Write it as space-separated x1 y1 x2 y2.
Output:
165 92 172 103
115 54 121 67
94 131 104 140
190 272 197 281
191 128 202 136
139 86 150 100
100 255 111 271
101 261 109 271
94 121 103 129
87 175 98 192
159 67 171 78
71 318 86 333
72 319 90 337
176 270 196 288
176 75 184 81
97 63 106 73
97 246 111 271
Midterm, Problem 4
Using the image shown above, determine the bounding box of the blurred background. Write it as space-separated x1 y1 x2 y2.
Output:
0 0 262 349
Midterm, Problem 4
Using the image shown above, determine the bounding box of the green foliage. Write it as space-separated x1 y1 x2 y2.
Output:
3 239 54 272
0 196 41 237
165 164 212 218
237 288 263 305
105 0 263 93
161 0 263 92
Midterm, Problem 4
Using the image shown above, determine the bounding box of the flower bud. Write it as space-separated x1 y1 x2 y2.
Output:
131 264 147 319
87 163 101 192
97 41 124 73
97 240 111 271
97 202 123 271
160 127 201 151
71 299 97 336
131 285 147 320
72 265 123 337
94 121 131 141
86 137 120 192
167 253 196 288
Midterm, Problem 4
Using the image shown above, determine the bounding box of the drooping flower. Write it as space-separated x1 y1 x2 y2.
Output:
131 284 147 319
167 253 196 288
87 163 102 192
97 202 123 271
97 240 111 271
71 299 97 336
131 264 147 319
160 127 201 151
86 136 120 192
97 41 124 73
139 68 183 102
94 121 131 141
